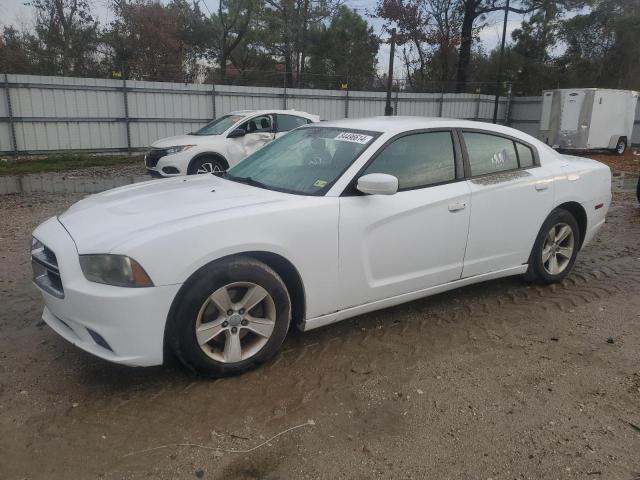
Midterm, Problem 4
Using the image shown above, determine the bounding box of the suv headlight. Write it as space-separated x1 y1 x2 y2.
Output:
165 145 194 155
79 255 154 287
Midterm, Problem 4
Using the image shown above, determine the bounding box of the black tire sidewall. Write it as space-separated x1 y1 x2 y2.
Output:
615 139 626 156
169 257 291 376
188 157 225 175
527 209 581 284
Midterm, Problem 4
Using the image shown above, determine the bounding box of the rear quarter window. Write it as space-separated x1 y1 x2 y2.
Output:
516 142 535 168
463 132 519 176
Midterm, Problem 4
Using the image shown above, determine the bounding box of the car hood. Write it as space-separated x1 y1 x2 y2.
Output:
150 134 227 148
58 176 289 253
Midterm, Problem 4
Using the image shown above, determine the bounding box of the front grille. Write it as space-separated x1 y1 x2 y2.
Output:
145 148 167 168
32 244 64 298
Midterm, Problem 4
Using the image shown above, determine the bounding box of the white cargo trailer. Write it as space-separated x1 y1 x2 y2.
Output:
538 88 638 155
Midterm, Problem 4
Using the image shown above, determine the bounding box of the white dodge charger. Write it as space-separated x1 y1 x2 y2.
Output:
32 117 611 376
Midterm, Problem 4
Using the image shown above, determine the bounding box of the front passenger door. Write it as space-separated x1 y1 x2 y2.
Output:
226 114 275 164
338 130 471 309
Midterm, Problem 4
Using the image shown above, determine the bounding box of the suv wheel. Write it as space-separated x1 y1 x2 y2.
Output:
188 157 226 176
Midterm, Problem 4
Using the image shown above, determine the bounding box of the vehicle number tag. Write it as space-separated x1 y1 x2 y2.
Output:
335 132 373 144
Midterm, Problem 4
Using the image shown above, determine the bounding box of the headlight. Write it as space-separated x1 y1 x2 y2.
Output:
31 237 44 252
79 255 154 288
165 145 194 155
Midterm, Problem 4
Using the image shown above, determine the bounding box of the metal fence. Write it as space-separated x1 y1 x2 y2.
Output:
1 74 639 155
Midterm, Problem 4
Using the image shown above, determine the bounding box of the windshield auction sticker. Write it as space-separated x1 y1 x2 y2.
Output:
334 132 373 144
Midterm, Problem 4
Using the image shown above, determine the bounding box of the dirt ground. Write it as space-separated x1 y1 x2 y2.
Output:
1 188 640 479
584 148 640 175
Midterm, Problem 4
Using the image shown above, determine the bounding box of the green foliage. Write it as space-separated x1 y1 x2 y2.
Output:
0 0 638 94
0 154 140 176
307 6 380 90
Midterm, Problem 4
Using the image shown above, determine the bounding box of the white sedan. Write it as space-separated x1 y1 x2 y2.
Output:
32 117 611 376
144 109 320 177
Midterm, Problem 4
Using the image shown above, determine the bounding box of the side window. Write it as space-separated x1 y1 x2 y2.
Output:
463 132 519 176
516 142 534 168
277 114 310 132
362 131 456 190
239 115 272 134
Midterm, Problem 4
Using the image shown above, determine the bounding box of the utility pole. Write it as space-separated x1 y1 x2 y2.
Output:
492 0 510 124
385 28 396 116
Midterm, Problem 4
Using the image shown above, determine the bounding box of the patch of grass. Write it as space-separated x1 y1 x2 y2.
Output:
0 153 142 176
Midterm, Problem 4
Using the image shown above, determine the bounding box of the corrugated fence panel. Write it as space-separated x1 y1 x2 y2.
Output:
125 80 213 148
509 97 543 138
442 93 475 119
287 88 345 120
633 100 640 145
13 74 638 154
216 86 284 113
0 81 11 153
348 91 387 118
396 93 440 117
15 121 126 151
131 122 207 148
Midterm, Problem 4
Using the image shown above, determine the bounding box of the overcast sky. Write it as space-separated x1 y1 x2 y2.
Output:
1 0 527 74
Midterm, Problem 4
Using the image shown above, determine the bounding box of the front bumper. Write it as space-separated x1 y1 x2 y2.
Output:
32 217 182 367
145 149 192 177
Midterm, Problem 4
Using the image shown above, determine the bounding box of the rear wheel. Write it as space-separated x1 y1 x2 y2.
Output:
169 257 291 377
614 138 627 156
525 209 580 284
188 156 226 176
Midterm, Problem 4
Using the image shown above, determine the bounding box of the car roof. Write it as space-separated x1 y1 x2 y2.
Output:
315 116 530 137
229 109 318 118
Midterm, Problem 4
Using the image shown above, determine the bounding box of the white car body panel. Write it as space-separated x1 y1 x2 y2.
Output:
32 117 611 367
339 181 471 307
461 166 555 277
146 109 320 176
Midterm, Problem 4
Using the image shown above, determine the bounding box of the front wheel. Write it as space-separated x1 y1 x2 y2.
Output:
525 209 580 284
169 257 291 377
188 157 226 176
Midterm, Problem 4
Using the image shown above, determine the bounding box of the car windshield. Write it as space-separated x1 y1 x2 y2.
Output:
225 127 378 195
192 114 245 135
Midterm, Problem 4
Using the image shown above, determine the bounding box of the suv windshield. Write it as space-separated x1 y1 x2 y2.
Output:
226 127 378 195
192 114 245 135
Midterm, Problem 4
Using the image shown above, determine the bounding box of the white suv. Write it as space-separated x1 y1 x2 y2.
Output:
144 109 320 177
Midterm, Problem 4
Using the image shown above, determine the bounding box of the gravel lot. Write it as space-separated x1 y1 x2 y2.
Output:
1 188 639 479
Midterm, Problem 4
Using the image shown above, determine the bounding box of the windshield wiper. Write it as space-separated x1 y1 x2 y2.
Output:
223 173 271 190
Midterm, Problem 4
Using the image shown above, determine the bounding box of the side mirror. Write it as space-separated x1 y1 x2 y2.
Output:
228 128 246 138
356 173 399 195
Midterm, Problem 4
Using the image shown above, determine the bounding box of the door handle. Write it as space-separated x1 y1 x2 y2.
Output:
535 182 549 191
448 202 466 212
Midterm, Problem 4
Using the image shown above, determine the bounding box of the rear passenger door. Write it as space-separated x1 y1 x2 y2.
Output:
460 130 554 277
275 114 312 138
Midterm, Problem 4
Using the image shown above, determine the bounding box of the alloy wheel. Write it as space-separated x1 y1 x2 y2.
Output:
196 162 224 174
541 222 575 275
195 282 276 363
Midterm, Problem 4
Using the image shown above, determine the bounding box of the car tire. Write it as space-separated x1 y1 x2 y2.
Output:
524 209 581 284
168 256 291 377
188 156 227 176
613 138 627 156
636 176 640 204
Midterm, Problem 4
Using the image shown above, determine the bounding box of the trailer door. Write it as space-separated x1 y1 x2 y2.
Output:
587 91 634 149
560 90 585 131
